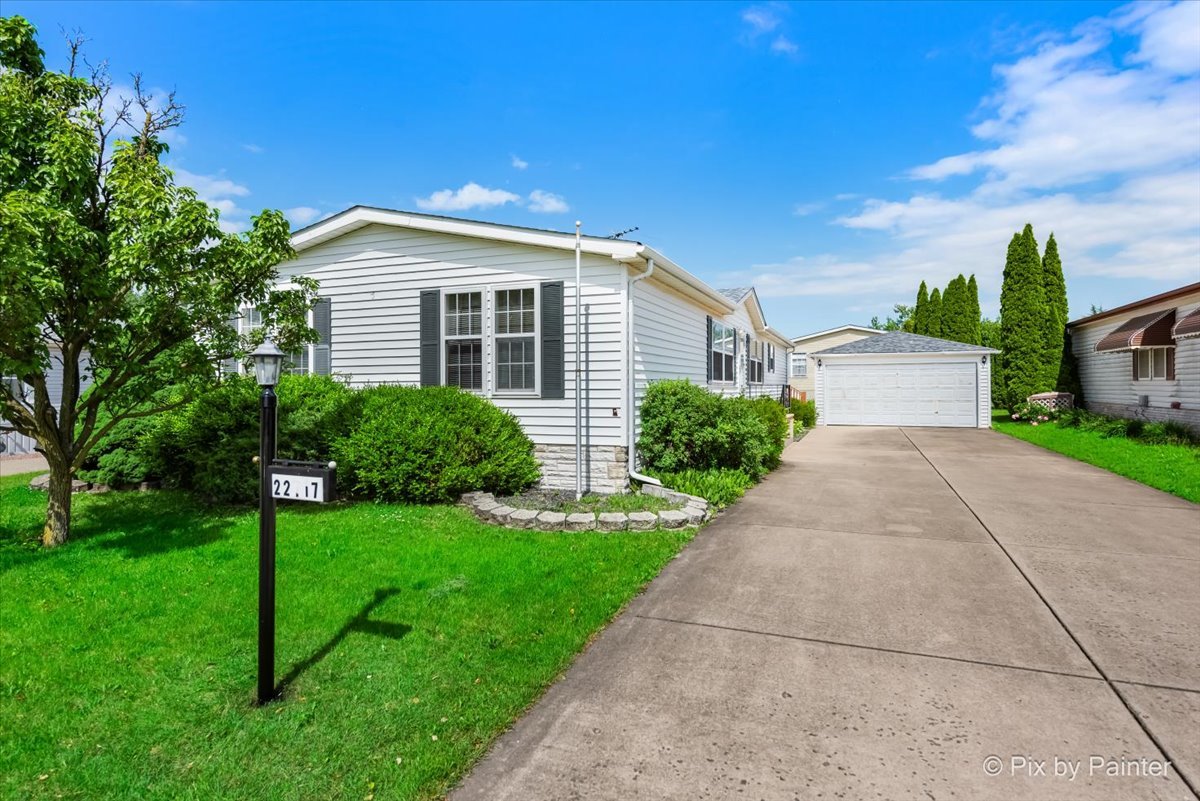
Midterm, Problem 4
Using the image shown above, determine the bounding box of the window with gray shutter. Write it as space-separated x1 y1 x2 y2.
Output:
420 290 441 386
706 316 712 383
221 311 240 377
313 298 332 375
540 281 564 399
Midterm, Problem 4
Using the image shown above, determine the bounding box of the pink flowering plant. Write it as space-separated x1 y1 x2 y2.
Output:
1010 400 1061 426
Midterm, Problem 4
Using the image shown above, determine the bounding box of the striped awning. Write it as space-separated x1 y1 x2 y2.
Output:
1173 308 1200 340
1095 308 1176 352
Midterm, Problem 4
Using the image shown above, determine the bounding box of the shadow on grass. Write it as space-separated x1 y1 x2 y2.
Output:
0 490 245 573
276 587 410 698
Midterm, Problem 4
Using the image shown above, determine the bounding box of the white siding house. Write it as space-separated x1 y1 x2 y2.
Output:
262 207 792 493
1067 283 1200 431
1 348 91 457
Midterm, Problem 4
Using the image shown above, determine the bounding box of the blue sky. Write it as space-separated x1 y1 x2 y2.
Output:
10 0 1200 335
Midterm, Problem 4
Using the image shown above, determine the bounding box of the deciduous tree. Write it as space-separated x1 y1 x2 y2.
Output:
0 17 316 546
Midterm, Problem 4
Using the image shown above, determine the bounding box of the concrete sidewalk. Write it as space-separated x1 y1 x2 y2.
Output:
452 427 1200 801
0 453 48 477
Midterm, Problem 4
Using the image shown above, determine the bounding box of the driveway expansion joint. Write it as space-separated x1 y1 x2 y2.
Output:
633 613 1105 683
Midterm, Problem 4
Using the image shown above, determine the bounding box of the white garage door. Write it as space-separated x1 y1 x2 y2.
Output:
824 362 978 427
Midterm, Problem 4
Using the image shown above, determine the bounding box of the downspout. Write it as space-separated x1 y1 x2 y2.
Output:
626 258 662 487
574 221 583 501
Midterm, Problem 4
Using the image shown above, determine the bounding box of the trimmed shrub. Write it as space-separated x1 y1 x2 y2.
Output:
140 374 360 503
334 385 539 503
647 468 754 509
750 396 788 469
792 399 817 429
637 380 784 480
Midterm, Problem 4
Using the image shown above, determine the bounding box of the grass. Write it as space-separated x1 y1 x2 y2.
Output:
992 412 1200 503
0 473 695 800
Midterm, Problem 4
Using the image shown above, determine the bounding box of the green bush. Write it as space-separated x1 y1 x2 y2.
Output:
647 467 754 509
334 385 539 503
749 397 788 469
636 380 783 480
140 374 360 503
792 399 817 429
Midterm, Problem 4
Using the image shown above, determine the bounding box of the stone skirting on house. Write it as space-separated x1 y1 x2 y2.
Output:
535 444 628 495
1083 401 1200 432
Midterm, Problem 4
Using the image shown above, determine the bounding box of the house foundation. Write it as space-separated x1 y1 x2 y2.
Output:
535 444 629 495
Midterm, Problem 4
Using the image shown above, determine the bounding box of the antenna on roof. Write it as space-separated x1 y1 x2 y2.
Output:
607 226 639 240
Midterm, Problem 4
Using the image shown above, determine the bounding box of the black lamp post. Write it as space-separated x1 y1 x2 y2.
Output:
251 338 284 705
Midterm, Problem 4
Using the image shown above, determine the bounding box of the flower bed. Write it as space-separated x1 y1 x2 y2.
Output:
461 485 711 532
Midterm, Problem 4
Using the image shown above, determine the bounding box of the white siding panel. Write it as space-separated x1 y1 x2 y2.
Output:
278 224 627 447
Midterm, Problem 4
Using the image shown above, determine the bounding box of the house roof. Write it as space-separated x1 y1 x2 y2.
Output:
814 331 999 356
717 287 753 302
288 205 793 347
791 324 882 344
1067 282 1200 328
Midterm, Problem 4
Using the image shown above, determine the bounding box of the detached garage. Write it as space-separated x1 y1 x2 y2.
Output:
813 332 999 428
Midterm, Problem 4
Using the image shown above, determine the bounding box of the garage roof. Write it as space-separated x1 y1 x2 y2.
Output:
814 331 999 355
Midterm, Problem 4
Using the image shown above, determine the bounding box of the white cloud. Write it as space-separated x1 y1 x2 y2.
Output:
242 143 265 154
286 206 322 226
771 36 798 55
511 154 529 170
741 6 781 34
527 190 569 214
737 1 1200 315
415 182 521 212
172 168 253 233
792 201 824 216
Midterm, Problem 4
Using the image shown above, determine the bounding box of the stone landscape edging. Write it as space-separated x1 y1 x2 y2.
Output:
460 489 711 532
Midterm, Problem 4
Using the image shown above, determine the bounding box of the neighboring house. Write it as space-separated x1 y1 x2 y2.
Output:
1067 282 1200 431
788 324 882 401
813 332 998 428
1 348 92 457
244 206 792 493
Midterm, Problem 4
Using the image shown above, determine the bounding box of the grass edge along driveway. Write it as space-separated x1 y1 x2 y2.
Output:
992 412 1200 504
0 473 696 800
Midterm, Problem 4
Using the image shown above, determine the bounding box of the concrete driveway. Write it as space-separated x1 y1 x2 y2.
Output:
453 427 1200 801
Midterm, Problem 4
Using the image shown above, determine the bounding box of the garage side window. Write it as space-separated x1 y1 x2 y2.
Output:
710 320 736 383
790 352 807 378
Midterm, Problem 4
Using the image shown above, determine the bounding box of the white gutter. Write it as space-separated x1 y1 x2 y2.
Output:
626 258 662 487
574 221 583 501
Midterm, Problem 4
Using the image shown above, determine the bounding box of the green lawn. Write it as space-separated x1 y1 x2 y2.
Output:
0 474 694 800
992 413 1200 503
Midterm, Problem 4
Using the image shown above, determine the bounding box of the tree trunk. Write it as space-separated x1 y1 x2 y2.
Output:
42 463 74 548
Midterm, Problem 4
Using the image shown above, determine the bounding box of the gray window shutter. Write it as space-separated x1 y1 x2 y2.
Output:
540 281 564 399
705 316 712 383
313 298 332 375
420 290 440 387
221 312 240 377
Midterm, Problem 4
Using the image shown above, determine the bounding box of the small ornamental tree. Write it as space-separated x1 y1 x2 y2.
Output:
927 287 943 339
999 224 1048 409
0 17 317 546
966 274 982 345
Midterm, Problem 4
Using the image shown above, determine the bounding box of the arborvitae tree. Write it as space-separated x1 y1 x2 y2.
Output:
941 275 973 343
999 224 1048 408
913 281 929 335
1041 233 1068 390
927 287 943 339
966 274 982 345
981 316 1004 406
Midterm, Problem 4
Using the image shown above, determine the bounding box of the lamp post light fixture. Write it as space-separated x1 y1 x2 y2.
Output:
251 338 284 704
